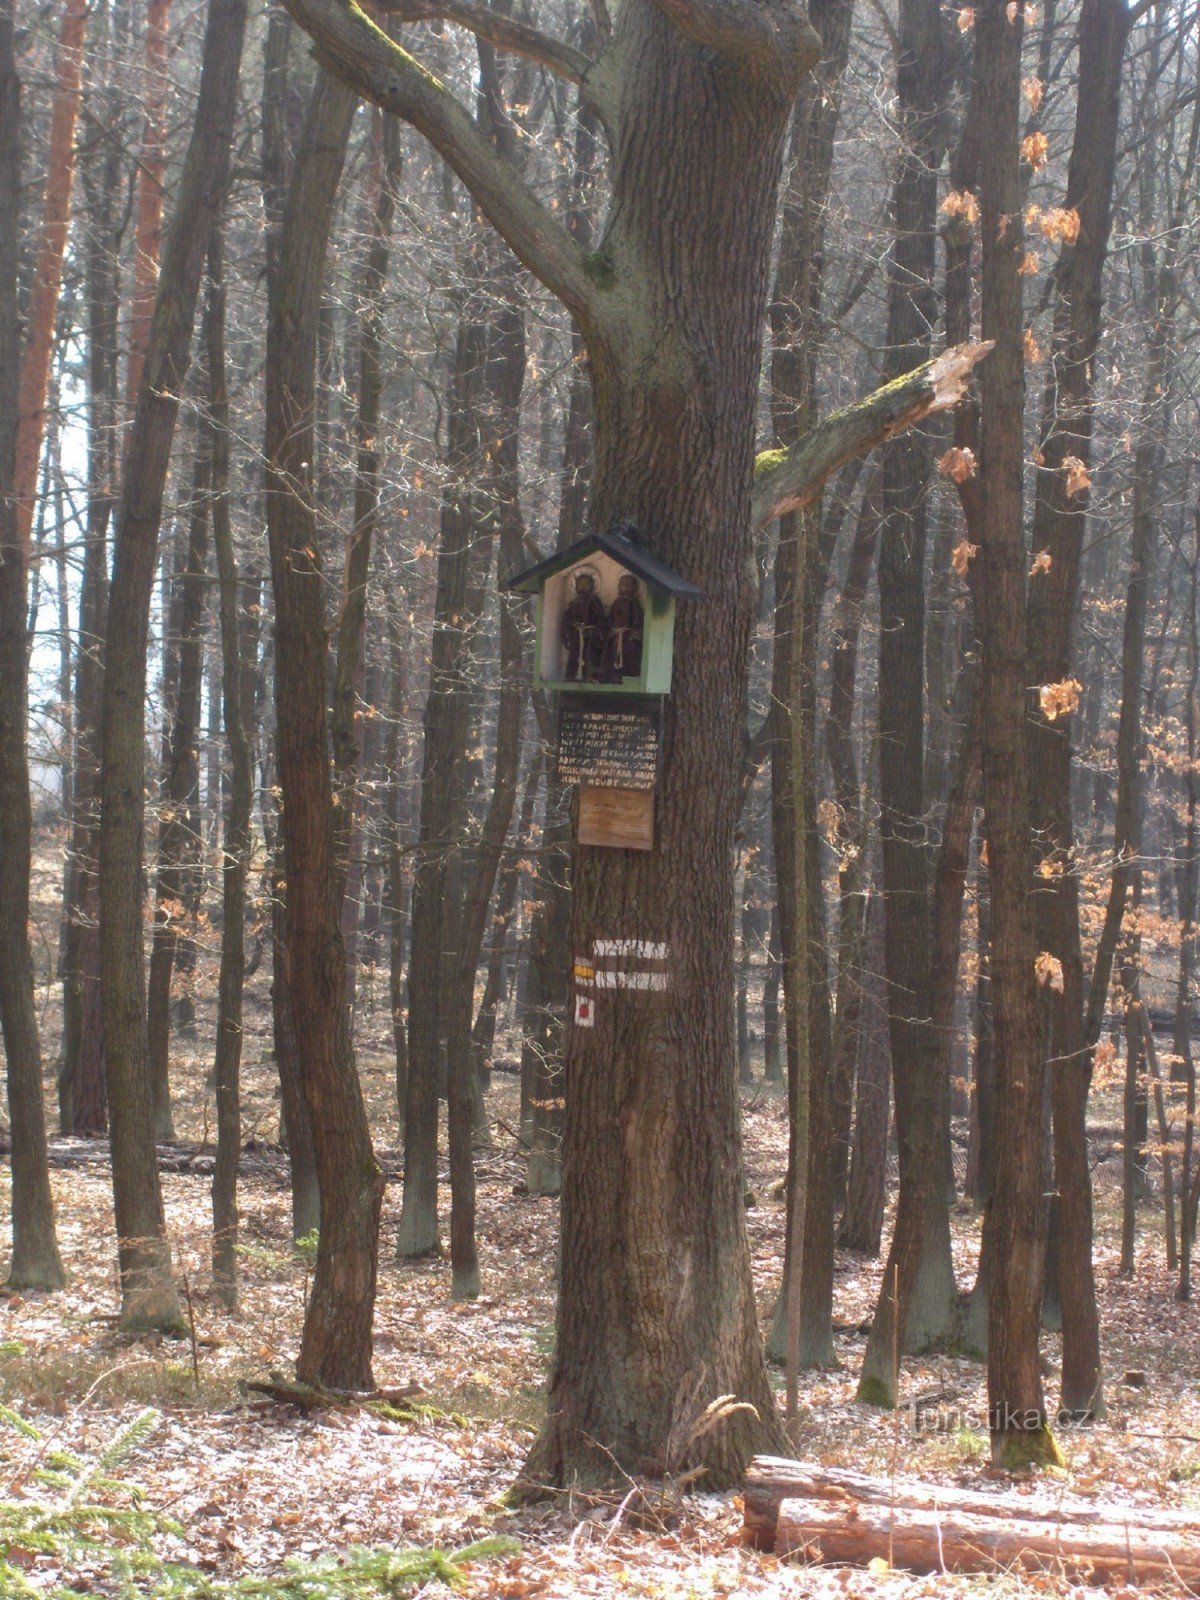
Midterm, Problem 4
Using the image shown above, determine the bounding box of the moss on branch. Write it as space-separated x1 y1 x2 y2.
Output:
752 341 992 530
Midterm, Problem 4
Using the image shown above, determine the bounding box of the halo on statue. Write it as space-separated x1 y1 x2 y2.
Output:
571 563 600 586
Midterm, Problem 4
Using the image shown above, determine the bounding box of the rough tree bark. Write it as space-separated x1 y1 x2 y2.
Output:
0 0 66 1291
97 0 248 1330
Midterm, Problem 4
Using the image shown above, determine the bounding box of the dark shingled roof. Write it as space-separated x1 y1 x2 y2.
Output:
503 526 703 599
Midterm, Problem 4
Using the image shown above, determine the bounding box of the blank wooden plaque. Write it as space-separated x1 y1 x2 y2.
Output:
578 785 655 851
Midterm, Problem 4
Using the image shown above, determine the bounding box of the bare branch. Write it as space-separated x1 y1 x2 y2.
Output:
279 0 604 328
375 0 608 115
751 342 993 531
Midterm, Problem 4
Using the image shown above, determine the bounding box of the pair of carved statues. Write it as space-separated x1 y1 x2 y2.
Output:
560 568 645 683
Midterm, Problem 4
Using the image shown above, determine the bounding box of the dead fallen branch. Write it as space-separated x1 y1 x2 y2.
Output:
240 1376 423 1412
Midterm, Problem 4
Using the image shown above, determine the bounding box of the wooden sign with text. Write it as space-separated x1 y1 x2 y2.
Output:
557 697 660 791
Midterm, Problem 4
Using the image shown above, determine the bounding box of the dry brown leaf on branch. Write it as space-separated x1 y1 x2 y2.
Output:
1029 548 1052 576
1035 950 1065 992
1023 74 1044 111
951 538 979 577
1019 251 1042 276
1039 206 1081 243
1038 678 1082 721
942 189 980 223
1022 131 1049 170
816 798 841 846
1024 327 1044 364
956 6 975 29
938 446 977 483
1063 455 1091 497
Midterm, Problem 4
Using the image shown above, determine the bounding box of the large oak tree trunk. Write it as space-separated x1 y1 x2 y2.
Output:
522 0 820 1486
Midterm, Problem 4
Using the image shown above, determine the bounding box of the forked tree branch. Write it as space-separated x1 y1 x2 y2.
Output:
751 342 993 531
279 0 605 327
374 0 613 123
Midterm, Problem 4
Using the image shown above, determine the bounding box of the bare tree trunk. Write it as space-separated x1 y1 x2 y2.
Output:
124 0 171 418
206 218 252 1310
60 32 125 1136
1025 0 1130 1423
825 477 877 1204
766 0 855 1385
331 106 401 922
0 0 66 1290
259 9 319 1244
837 892 889 1256
398 287 495 1259
98 0 247 1331
473 747 541 1079
1179 508 1200 1301
382 594 410 1136
265 66 384 1389
857 0 955 1406
13 0 87 556
145 434 209 1143
973 0 1057 1470
446 264 528 1296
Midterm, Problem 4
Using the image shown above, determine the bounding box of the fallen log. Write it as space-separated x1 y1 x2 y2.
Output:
774 1494 1200 1587
742 1456 1200 1552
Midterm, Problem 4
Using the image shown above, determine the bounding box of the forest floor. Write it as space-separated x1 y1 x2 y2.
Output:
1 1054 1198 1597
4 846 1200 1597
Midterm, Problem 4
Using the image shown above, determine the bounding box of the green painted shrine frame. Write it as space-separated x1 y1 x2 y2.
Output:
503 525 702 698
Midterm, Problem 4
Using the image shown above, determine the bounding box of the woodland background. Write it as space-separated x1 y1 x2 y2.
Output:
1 0 1199 1592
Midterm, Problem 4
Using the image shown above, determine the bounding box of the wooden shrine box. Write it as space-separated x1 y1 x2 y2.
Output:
504 526 702 850
503 526 702 697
